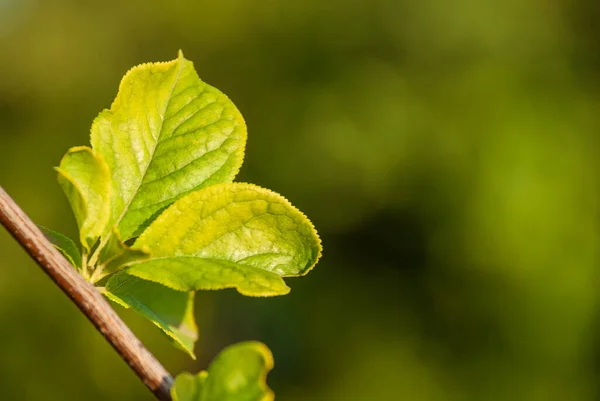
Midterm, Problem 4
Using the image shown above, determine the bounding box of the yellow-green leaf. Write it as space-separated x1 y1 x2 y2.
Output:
91 50 246 242
104 272 198 357
93 227 150 282
171 372 207 401
55 146 111 252
126 183 322 296
172 342 274 401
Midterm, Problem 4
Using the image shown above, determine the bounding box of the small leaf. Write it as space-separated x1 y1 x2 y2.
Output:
105 272 198 357
56 146 111 252
125 183 322 296
172 342 274 401
94 227 150 282
91 50 247 242
38 225 82 269
171 372 206 401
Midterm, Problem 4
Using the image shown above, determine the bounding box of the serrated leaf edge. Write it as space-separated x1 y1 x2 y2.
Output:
88 50 247 260
136 181 322 277
122 181 320 296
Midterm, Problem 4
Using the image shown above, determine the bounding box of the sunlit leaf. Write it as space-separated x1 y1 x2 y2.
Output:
52 51 323 362
104 272 198 357
38 225 82 269
91 50 246 241
55 146 111 251
172 342 274 401
171 372 206 401
125 183 322 296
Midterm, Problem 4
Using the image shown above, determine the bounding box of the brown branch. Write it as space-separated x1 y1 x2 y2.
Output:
0 186 173 401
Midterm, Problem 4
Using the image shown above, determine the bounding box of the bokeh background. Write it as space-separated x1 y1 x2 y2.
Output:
0 1 599 400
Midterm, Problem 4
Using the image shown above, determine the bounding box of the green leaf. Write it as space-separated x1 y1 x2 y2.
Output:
38 225 82 269
125 183 322 296
104 272 198 357
91 50 247 242
172 342 274 401
55 146 111 252
171 372 206 401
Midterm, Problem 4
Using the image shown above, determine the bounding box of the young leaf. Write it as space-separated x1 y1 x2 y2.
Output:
104 272 198 357
171 341 274 401
38 225 82 269
171 372 206 401
122 183 322 296
91 50 247 241
55 146 111 252
93 227 150 282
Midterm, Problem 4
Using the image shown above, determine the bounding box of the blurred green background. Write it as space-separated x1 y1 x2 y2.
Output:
0 0 598 400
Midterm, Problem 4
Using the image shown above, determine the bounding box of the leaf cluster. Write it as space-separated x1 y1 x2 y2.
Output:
44 51 321 400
